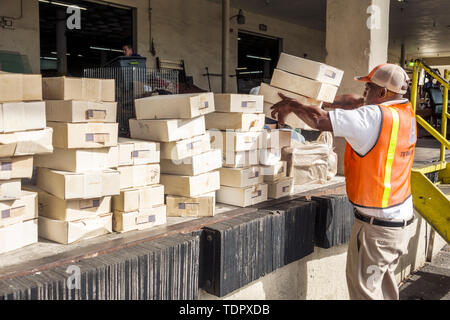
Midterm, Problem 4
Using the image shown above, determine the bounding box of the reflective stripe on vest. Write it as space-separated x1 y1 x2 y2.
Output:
381 108 400 207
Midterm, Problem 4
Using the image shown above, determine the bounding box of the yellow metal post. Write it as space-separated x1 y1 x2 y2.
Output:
441 70 449 161
410 62 420 112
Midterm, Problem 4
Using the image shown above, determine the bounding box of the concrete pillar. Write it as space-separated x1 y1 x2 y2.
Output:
222 0 230 93
325 0 390 175
56 8 68 75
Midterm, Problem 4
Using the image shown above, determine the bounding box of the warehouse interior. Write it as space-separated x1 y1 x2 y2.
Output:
0 0 449 301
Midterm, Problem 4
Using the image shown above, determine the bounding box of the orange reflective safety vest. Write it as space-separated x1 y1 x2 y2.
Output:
345 102 417 209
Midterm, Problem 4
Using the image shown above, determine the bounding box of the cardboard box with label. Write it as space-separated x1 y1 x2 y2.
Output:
36 168 120 200
39 213 112 244
216 183 268 207
0 219 38 254
49 122 118 149
45 100 117 123
0 156 33 180
267 177 293 199
135 93 215 119
118 138 160 166
205 113 265 132
0 73 42 102
130 116 205 142
0 127 53 158
261 161 288 182
222 149 259 168
214 94 264 113
160 133 211 161
219 166 263 188
112 184 164 213
260 148 282 166
261 129 292 149
161 170 220 197
25 186 111 221
160 149 222 176
118 164 160 189
113 205 167 233
0 102 46 133
0 190 37 228
209 130 262 153
0 179 21 200
276 53 344 87
270 69 338 103
35 147 118 172
166 192 215 217
101 79 116 102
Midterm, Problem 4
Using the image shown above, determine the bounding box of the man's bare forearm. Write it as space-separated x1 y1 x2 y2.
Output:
291 105 333 132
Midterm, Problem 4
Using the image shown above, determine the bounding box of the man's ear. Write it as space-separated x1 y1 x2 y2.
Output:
379 88 387 98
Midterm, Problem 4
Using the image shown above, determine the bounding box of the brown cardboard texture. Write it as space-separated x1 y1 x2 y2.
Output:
205 113 265 132
262 161 288 182
113 205 167 233
217 183 268 207
160 133 211 161
0 102 46 133
161 170 220 197
0 179 21 200
219 166 263 188
209 130 262 152
0 219 38 254
222 149 259 168
135 93 215 119
49 122 118 149
261 129 292 149
45 100 117 123
0 156 33 180
0 127 53 158
118 138 160 166
166 192 215 217
0 190 37 228
118 164 160 189
214 94 264 113
112 184 164 212
267 177 293 199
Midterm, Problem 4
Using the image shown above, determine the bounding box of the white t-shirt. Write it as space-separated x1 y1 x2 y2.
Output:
329 99 414 221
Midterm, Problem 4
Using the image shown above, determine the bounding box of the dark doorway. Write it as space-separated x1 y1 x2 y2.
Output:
237 31 281 93
39 0 134 77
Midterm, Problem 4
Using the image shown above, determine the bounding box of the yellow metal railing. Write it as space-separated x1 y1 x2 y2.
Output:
410 60 450 160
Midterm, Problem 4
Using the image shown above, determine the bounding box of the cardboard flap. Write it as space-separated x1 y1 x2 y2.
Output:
79 198 101 210
86 109 107 120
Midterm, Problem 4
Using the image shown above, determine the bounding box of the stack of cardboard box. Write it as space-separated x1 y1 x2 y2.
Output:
0 72 53 254
261 128 293 199
260 53 343 130
32 76 120 244
112 138 165 233
130 93 221 218
208 94 268 207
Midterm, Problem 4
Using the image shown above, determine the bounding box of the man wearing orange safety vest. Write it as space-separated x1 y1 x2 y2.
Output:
271 64 416 300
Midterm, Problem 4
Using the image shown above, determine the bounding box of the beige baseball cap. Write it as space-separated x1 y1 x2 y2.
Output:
355 63 410 94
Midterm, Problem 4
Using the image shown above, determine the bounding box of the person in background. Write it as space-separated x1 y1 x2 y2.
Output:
122 44 141 57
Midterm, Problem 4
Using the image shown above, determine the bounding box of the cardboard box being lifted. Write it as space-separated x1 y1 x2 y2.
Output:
267 177 293 199
205 113 265 132
45 100 117 123
113 205 166 233
0 102 46 133
36 168 120 200
160 133 211 161
214 94 264 113
118 138 160 166
35 147 119 172
271 69 338 103
0 219 38 254
118 164 160 189
223 149 259 168
0 156 33 180
160 149 222 176
161 170 220 197
135 93 215 119
0 190 37 228
49 122 118 149
112 184 164 212
39 213 112 244
129 116 206 142
216 183 268 207
276 53 344 86
0 73 42 102
219 166 263 188
166 192 215 217
209 130 262 152
25 186 111 221
0 127 53 158
42 77 115 102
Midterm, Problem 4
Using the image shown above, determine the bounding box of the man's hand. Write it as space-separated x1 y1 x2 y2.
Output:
323 94 364 110
271 93 333 132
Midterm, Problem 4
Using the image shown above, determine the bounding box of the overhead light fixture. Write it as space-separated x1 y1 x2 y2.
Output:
238 71 263 75
38 0 87 11
246 55 272 61
40 56 58 61
90 46 123 53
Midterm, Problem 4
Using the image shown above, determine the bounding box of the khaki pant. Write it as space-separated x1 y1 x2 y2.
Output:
346 215 413 300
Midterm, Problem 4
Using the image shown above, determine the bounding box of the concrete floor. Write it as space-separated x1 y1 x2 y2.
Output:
399 245 450 300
